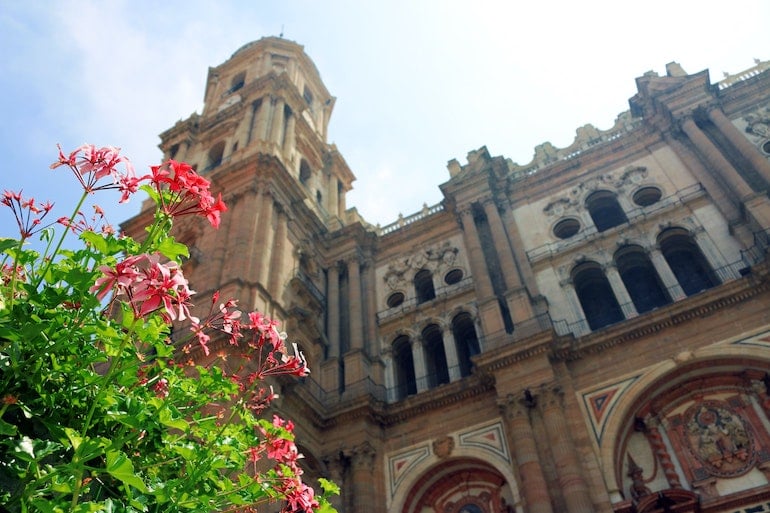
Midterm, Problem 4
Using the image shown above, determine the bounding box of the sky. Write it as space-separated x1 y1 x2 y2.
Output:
1 1 768 241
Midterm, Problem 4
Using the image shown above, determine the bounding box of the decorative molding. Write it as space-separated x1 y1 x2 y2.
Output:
458 420 511 464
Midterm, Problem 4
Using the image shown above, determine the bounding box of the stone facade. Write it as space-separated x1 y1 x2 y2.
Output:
122 39 770 513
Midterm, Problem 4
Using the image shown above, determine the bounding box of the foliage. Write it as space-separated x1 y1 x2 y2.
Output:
0 145 338 512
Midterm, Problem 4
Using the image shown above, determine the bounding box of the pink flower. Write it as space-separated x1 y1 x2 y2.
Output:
152 378 169 398
148 160 227 228
51 144 146 201
2 190 55 239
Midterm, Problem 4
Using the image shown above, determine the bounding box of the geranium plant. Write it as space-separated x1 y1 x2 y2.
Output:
0 145 338 512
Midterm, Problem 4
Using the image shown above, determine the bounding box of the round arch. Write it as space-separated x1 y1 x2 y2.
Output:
395 456 519 513
598 342 770 504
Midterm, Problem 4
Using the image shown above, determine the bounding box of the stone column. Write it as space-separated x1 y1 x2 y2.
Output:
649 248 687 301
382 350 397 402
283 109 296 157
665 134 742 224
539 386 593 513
349 442 376 513
499 395 554 513
322 451 346 512
270 97 285 145
560 279 591 336
255 187 274 286
347 256 364 350
680 117 754 199
441 324 461 381
364 259 377 354
483 199 523 289
411 339 428 393
707 107 770 187
266 207 287 297
692 229 734 281
328 174 339 218
459 208 494 299
254 96 270 142
327 264 341 358
604 264 637 319
643 416 681 488
500 202 540 295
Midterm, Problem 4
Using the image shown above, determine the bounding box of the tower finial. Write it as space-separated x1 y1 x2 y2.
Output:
280 24 284 38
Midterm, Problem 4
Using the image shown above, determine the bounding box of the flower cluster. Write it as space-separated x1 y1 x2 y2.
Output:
51 144 140 202
0 144 335 513
91 253 194 323
149 159 227 228
2 190 54 240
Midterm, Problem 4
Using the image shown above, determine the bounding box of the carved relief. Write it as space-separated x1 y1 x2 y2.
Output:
743 104 770 139
432 436 455 459
383 242 460 290
683 401 755 477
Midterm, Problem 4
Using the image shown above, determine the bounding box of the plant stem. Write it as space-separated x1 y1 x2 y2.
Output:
34 190 89 289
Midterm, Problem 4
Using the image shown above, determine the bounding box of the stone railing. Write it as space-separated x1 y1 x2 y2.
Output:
377 201 445 236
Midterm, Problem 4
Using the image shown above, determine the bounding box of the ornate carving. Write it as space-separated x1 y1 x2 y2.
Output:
432 436 455 459
627 454 651 502
382 241 460 290
684 401 755 477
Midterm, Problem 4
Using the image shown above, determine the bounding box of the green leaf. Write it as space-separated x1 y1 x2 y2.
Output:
106 449 149 493
0 237 18 254
0 417 17 436
156 236 189 261
81 231 108 255
159 408 189 432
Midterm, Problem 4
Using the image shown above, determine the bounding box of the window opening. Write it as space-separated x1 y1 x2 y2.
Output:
572 262 624 330
205 141 225 172
386 292 405 308
658 228 719 296
614 246 671 313
452 312 480 378
553 218 581 239
299 160 311 185
632 186 662 207
414 269 436 304
444 269 464 285
393 336 416 400
585 190 628 232
422 324 450 387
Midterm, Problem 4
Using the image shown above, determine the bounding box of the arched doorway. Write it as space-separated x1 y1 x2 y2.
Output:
401 458 515 513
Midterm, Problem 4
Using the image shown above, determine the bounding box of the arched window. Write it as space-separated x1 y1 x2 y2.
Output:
452 312 480 378
586 190 628 232
299 159 311 185
614 245 671 314
572 261 624 331
414 269 435 304
393 335 416 400
206 141 225 172
422 324 449 387
229 71 245 93
658 228 719 296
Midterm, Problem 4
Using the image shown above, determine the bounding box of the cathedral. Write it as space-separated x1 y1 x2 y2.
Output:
122 38 770 513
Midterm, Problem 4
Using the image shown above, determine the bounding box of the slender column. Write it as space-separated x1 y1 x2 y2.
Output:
649 248 686 301
382 350 396 402
499 395 554 513
459 208 495 299
364 259 377 354
258 201 276 287
483 199 523 289
347 256 364 350
254 96 270 141
441 325 461 381
539 386 593 513
326 264 341 358
254 187 274 286
328 174 339 217
604 265 638 318
411 339 428 393
269 97 285 145
560 279 591 336
349 442 376 513
500 202 540 295
283 109 296 156
643 416 681 488
267 208 287 297
665 134 741 223
322 451 345 512
680 118 753 198
692 229 734 281
708 107 770 187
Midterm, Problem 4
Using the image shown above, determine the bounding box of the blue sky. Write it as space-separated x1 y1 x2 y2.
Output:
1 1 768 241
